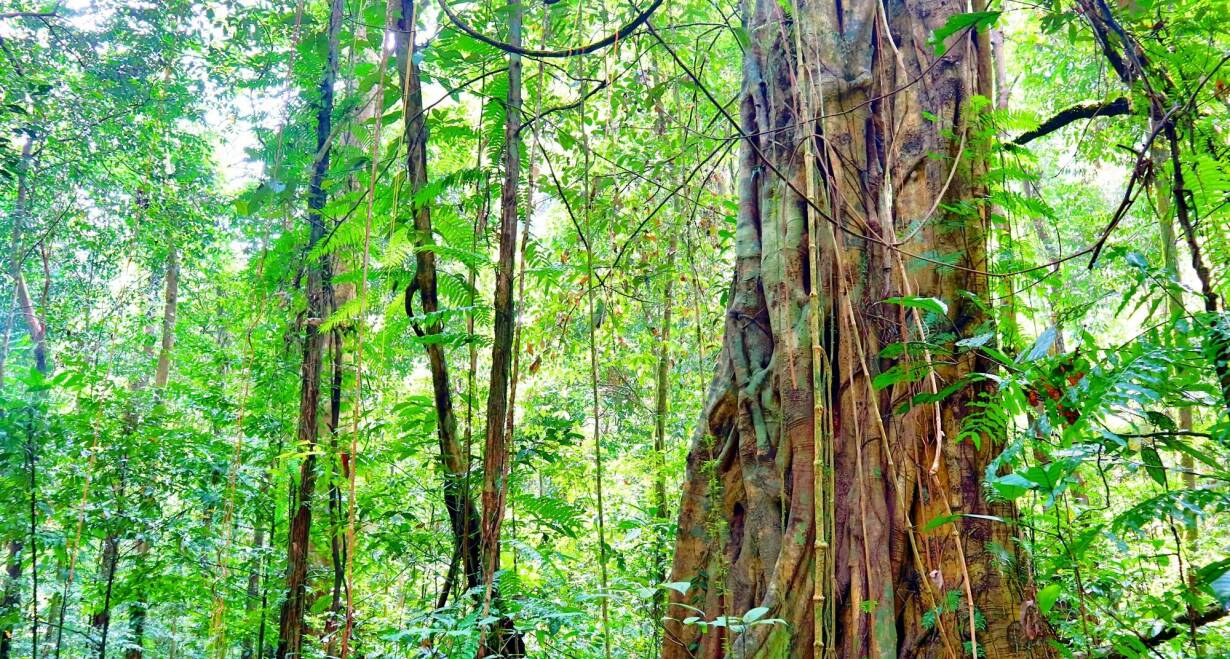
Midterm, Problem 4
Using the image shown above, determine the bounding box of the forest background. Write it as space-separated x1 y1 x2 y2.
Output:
1 0 1229 656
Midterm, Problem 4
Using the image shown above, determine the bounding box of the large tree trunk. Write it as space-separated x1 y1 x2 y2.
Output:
662 0 1052 656
276 0 344 655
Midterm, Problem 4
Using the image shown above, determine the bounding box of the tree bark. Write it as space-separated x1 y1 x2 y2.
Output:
154 246 178 389
395 0 485 609
324 330 345 657
476 0 526 653
275 0 344 654
662 0 1052 655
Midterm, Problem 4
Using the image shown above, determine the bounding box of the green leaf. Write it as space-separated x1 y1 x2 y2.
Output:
1198 559 1230 608
884 295 948 317
743 606 770 623
956 332 995 349
924 514 959 531
1037 583 1061 614
1140 446 1167 487
928 11 1002 54
872 362 930 391
989 473 1035 500
1018 327 1057 363
662 581 691 595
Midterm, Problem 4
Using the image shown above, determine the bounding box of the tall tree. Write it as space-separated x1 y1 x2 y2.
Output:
0 134 46 659
395 0 485 609
124 242 177 659
661 0 1051 655
477 0 526 653
275 0 345 654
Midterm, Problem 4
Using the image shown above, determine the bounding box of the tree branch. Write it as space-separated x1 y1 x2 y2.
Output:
435 0 663 58
0 11 58 19
1011 97 1131 145
517 79 609 136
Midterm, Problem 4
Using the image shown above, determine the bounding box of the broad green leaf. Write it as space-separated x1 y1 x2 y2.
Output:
929 11 1002 54
924 514 958 531
663 581 691 595
743 606 770 623
884 295 948 317
1037 584 1061 614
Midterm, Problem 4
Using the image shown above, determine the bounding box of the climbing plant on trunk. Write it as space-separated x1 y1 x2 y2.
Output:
662 0 1053 655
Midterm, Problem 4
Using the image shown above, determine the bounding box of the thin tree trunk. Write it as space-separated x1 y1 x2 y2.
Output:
499 14 546 606
275 0 344 654
92 505 123 658
241 519 266 659
460 57 490 610
662 0 1052 654
154 246 178 389
324 331 345 657
4 136 48 659
124 244 176 659
10 139 48 375
476 0 526 652
394 0 483 607
651 236 675 646
0 541 21 659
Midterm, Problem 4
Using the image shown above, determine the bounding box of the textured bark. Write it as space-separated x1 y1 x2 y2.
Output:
275 0 343 655
662 0 1052 655
477 0 526 653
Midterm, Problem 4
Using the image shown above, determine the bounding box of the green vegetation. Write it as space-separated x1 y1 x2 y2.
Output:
1 0 1228 656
